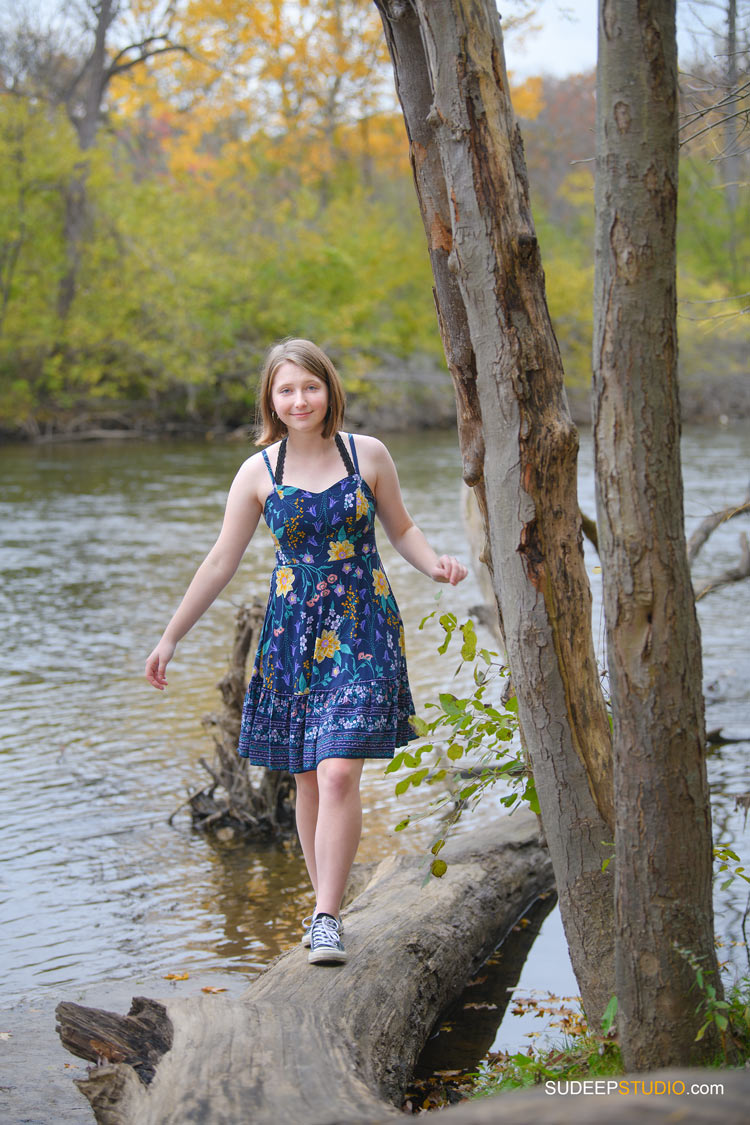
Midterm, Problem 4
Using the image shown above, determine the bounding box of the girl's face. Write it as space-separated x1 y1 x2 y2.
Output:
271 362 329 435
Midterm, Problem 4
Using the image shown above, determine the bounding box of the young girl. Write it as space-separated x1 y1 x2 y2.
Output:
145 339 467 965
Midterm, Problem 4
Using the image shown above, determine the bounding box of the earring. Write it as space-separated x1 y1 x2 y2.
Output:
271 410 278 420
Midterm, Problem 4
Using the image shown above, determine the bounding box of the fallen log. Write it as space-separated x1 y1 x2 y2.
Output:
416 1067 750 1123
56 811 552 1124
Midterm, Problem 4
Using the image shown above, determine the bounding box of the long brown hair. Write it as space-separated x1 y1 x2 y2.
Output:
256 338 346 446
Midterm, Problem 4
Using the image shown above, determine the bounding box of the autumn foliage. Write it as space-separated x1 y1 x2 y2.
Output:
0 0 746 435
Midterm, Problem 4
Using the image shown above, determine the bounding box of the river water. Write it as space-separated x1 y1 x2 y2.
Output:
1 425 748 1072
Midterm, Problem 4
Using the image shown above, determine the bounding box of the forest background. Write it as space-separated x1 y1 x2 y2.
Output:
0 0 747 440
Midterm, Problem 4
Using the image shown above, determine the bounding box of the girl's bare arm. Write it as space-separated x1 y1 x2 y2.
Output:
359 436 468 585
145 456 266 689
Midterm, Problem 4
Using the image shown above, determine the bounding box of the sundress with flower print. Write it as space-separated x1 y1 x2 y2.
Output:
237 432 417 773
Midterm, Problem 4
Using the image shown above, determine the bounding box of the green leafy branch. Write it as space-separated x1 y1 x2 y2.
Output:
388 610 538 878
713 844 750 891
674 944 734 1049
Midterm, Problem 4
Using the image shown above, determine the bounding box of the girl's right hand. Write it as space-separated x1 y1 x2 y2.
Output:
145 639 176 690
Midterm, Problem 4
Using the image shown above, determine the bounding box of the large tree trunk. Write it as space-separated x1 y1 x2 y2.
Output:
374 0 616 1024
56 813 553 1124
593 0 721 1068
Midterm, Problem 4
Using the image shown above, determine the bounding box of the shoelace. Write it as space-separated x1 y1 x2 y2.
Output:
309 914 341 946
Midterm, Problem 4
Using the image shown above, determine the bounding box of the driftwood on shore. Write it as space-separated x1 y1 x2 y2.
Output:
171 601 297 840
56 811 553 1125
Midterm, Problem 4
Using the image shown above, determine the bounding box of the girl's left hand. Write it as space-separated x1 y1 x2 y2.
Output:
432 555 469 585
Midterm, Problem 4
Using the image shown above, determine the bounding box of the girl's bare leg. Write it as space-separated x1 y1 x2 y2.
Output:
313 757 364 917
294 769 320 897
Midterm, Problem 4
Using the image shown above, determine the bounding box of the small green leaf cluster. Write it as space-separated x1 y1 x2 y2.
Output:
388 610 538 878
673 944 741 1050
713 845 750 891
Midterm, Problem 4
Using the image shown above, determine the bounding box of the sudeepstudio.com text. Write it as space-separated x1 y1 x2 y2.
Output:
545 1079 724 1096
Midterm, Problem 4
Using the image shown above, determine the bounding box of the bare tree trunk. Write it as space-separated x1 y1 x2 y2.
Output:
57 167 90 320
57 0 116 320
593 0 721 1068
50 0 184 319
374 0 616 1024
724 0 741 282
725 0 740 206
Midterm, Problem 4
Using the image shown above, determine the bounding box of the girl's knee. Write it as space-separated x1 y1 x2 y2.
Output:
317 757 363 799
295 769 319 798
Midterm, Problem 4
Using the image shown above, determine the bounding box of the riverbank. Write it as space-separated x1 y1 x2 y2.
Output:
2 365 749 445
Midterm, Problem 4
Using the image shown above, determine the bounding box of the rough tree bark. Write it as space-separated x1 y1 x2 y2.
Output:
374 0 616 1023
593 0 722 1068
56 813 553 1124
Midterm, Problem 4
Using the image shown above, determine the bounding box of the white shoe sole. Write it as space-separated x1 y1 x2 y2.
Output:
308 945 347 964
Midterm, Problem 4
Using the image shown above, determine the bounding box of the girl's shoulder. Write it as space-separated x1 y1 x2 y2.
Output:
345 432 388 457
240 443 281 471
344 433 395 496
233 445 280 492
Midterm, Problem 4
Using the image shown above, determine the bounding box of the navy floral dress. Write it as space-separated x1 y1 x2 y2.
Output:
238 432 417 773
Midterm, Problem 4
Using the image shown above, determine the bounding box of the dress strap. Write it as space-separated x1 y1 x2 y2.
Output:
261 449 275 485
275 437 288 486
346 432 360 474
335 432 356 477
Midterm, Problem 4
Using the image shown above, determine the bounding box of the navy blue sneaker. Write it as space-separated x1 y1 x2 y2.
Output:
308 913 347 964
301 913 343 948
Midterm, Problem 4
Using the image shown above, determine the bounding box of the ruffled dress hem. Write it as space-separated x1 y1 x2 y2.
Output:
238 674 418 773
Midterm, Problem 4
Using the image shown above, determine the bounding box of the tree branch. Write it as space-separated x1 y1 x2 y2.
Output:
680 77 750 128
108 36 173 72
108 42 192 80
687 493 750 562
681 104 750 147
694 533 750 601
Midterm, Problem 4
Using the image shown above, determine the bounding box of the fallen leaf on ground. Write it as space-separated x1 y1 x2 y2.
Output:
163 972 190 981
201 986 227 994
